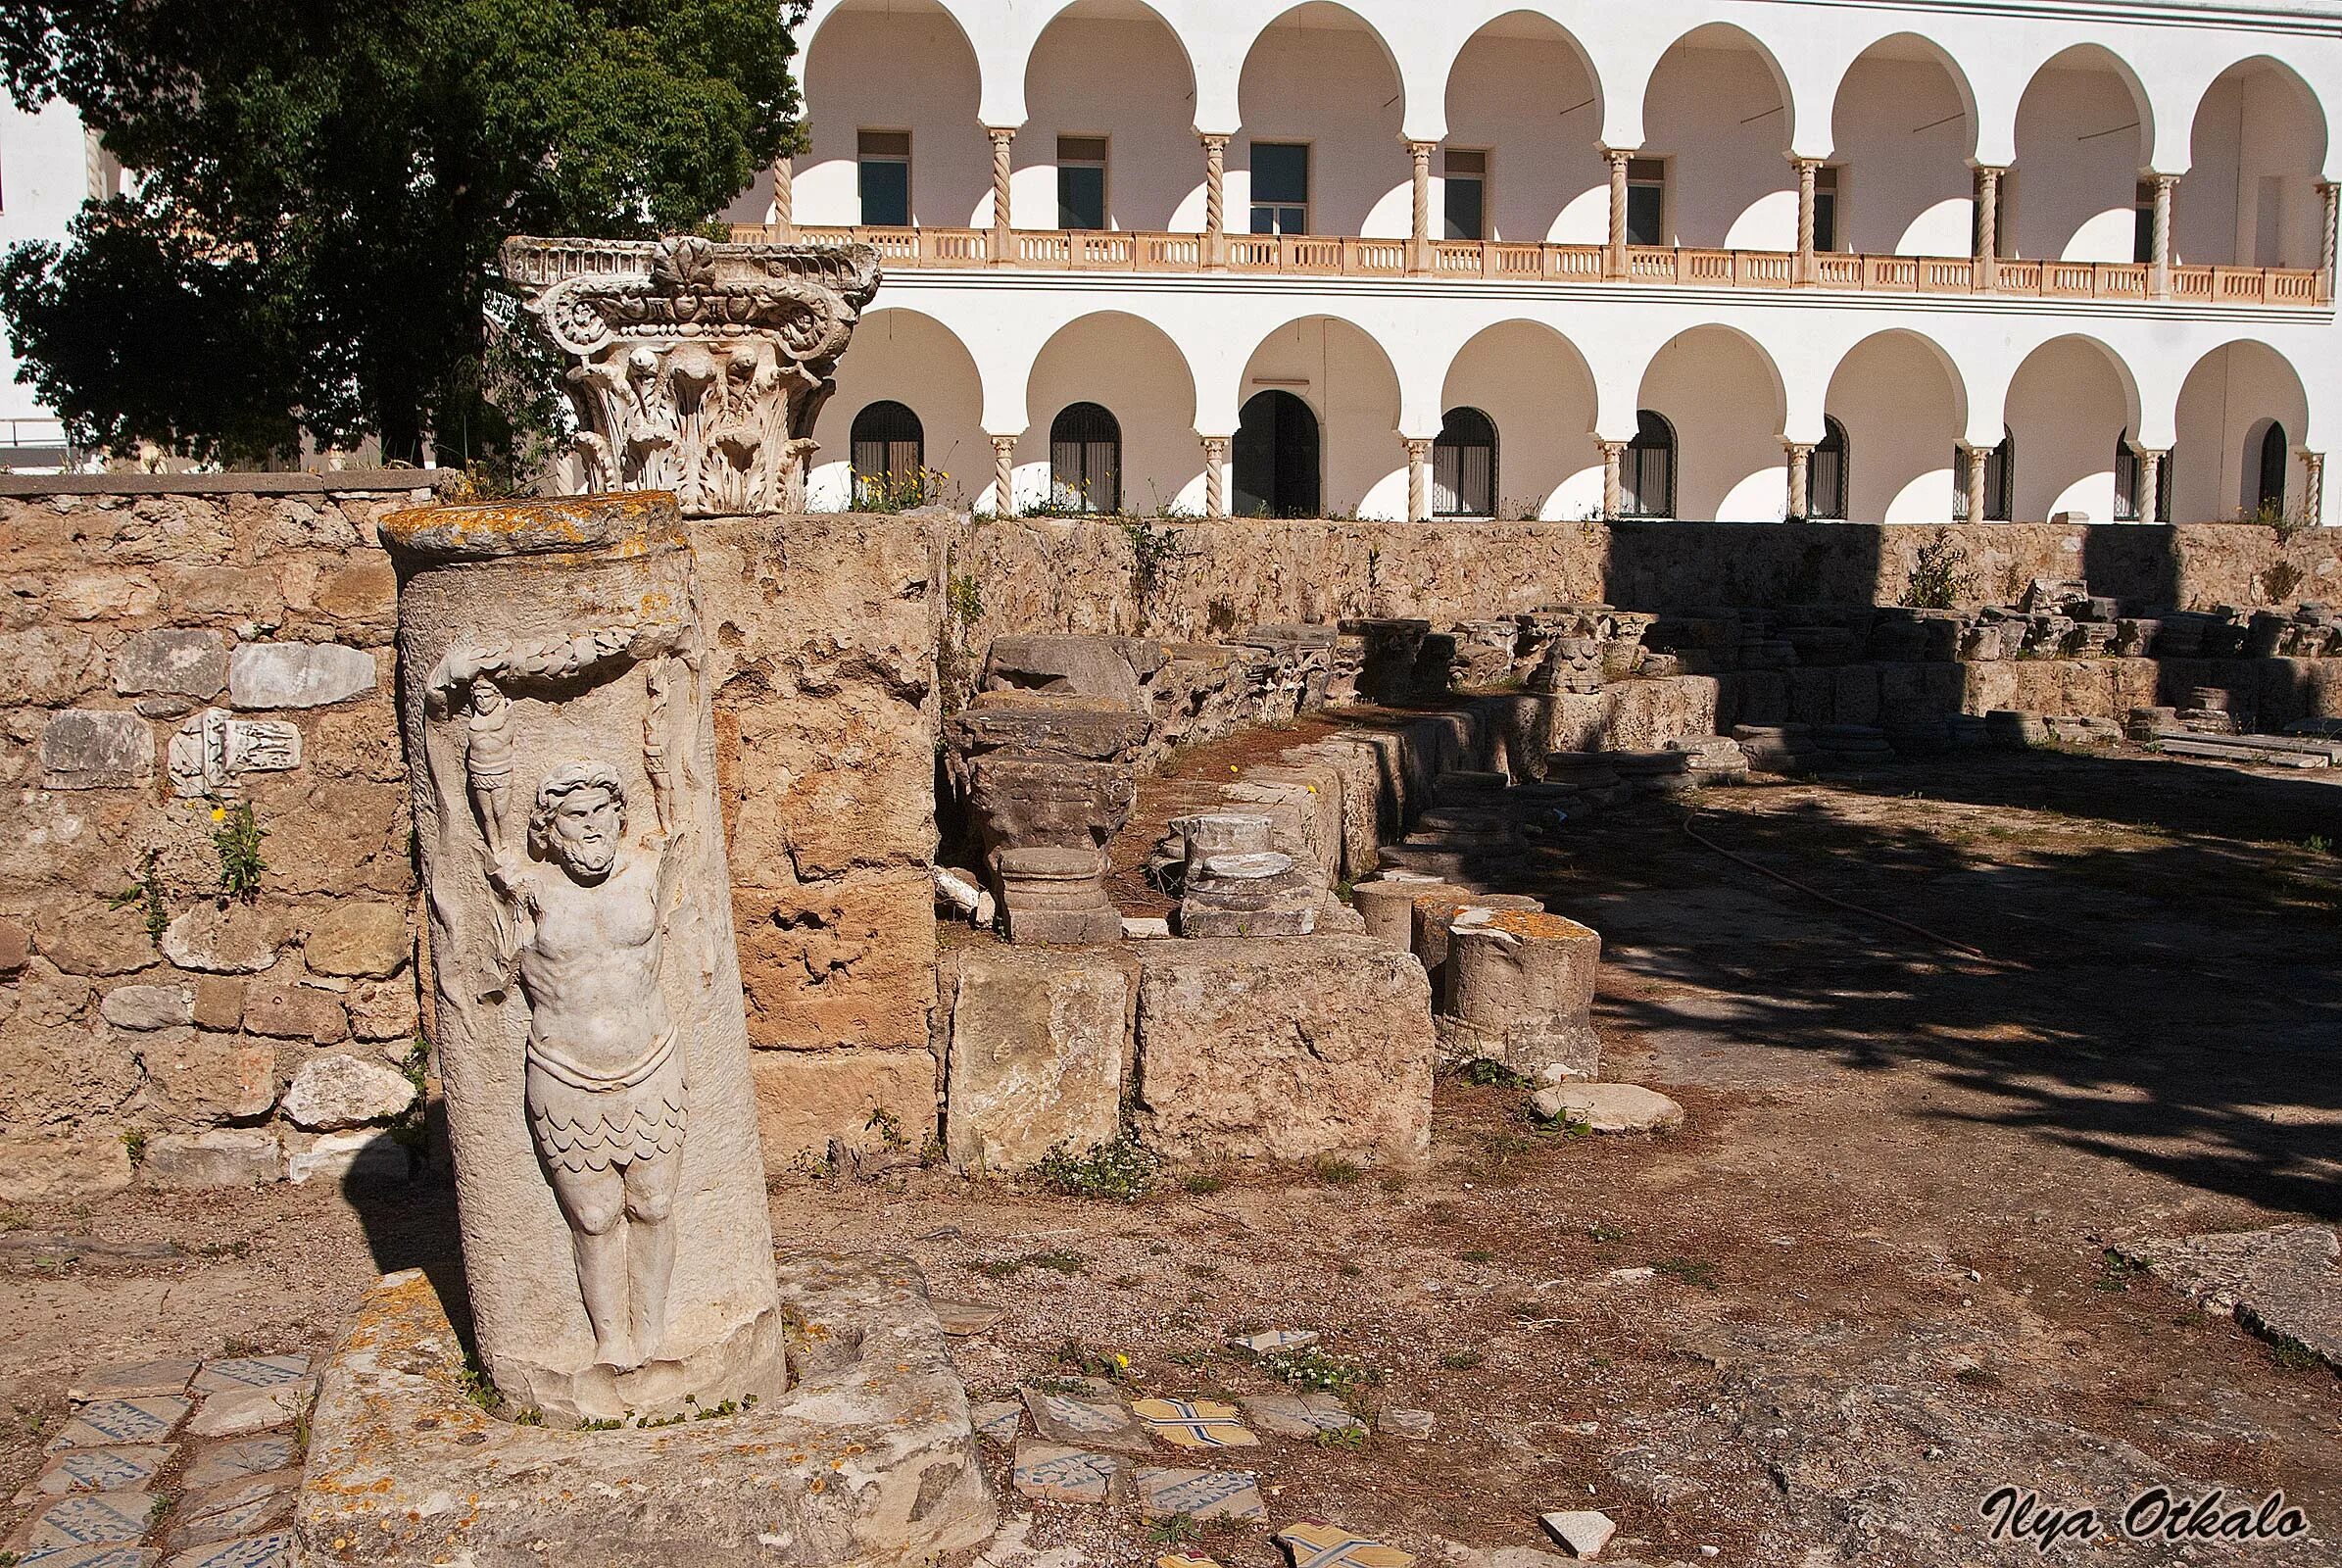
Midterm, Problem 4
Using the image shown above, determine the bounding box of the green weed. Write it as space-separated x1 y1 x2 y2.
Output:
1033 1135 1155 1202
208 798 268 901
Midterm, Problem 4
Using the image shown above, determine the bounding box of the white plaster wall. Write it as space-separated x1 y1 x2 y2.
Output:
2004 337 2128 521
1830 49 1975 258
1443 23 1606 244
799 4 990 227
1019 313 1204 513
1439 321 1604 519
1236 8 1409 240
805 308 989 511
2011 58 2148 263
2171 340 2312 521
1638 325 1788 521
1642 37 1795 251
1019 10 1202 232
1825 331 1964 522
1241 318 1405 519
2183 66 2327 269
0 98 93 425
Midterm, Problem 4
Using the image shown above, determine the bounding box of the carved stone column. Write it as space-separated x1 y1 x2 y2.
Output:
1974 166 2005 291
1603 148 1633 279
1959 441 1989 521
381 491 786 1425
990 433 1019 516
1201 134 1230 268
2301 449 2326 527
1406 436 1435 523
1784 441 1814 520
988 126 1016 257
2137 448 2168 525
499 235 878 518
1599 439 1627 521
1408 140 1436 272
1792 157 1822 285
2320 182 2339 301
771 156 795 239
1200 434 1230 517
2150 172 2178 297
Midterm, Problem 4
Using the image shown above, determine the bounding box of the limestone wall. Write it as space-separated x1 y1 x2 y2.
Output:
0 474 444 1200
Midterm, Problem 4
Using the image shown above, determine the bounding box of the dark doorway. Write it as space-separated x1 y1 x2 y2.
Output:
1234 390 1321 516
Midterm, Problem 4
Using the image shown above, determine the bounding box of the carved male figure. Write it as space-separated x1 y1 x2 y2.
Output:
491 762 689 1368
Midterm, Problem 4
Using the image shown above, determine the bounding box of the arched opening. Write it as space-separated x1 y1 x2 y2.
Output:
1234 391 1321 517
2184 59 2329 270
1022 311 1200 515
1440 321 1601 519
1022 0 1200 233
1238 4 1406 238
1811 417 1850 520
1637 324 1787 520
2255 420 2291 516
806 308 984 512
1049 402 1123 514
1826 330 1966 522
1952 430 2015 522
850 401 925 506
1443 12 1605 243
1642 24 1796 250
2113 431 2173 522
1433 408 1497 516
1623 413 1678 519
1237 316 1404 518
2171 340 2311 523
1828 34 1977 257
2003 336 2137 522
2012 45 2153 263
801 0 987 228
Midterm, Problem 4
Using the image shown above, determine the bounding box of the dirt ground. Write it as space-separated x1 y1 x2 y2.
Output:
5 741 2340 1567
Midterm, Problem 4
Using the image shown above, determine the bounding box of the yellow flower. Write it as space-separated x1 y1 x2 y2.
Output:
210 806 226 822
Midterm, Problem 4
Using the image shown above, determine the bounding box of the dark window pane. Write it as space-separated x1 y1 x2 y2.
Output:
1059 165 1106 231
1814 192 1837 253
860 160 909 226
1445 178 1484 241
1252 143 1309 206
1626 183 1664 247
2134 202 2155 264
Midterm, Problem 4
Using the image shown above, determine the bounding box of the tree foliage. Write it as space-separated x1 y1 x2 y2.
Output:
0 0 805 472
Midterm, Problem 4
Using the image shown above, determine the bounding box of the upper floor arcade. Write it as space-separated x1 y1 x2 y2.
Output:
730 0 2342 307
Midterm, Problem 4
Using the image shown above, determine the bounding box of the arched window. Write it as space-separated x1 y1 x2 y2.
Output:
1433 407 1497 517
2114 430 2173 522
850 401 924 506
1233 391 1320 517
1049 402 1121 514
1811 416 1849 520
1622 411 1676 519
1954 429 2014 521
2254 420 2290 516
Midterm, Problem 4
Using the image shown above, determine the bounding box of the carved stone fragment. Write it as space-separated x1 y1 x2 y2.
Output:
382 492 785 1423
168 709 303 797
500 235 880 516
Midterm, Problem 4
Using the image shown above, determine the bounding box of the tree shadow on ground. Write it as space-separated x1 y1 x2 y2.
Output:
1513 750 2342 1223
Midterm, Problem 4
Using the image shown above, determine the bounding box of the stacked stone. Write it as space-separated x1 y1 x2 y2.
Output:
1172 812 1317 938
1 476 437 1202
1732 723 1825 772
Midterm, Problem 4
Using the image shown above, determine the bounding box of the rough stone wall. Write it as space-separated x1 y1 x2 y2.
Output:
693 514 951 1169
0 475 443 1200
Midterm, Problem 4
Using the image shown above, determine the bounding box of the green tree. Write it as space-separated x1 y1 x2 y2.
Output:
0 0 805 474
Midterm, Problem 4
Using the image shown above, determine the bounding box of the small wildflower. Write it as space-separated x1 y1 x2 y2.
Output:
210 806 226 822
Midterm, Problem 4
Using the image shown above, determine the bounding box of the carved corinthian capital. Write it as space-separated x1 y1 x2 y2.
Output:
500 234 881 516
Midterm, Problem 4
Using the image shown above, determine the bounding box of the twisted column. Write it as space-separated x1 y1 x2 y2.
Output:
987 126 1015 258
1793 158 1822 285
1405 437 1434 523
2301 450 2326 528
1959 442 1989 521
2136 449 2168 525
2320 182 2339 301
1201 134 1229 268
1408 141 1436 273
990 433 1018 516
1784 442 1814 520
1200 435 1229 517
1974 166 2005 291
2150 173 2177 297
1604 149 1632 279
771 156 794 239
1599 440 1627 520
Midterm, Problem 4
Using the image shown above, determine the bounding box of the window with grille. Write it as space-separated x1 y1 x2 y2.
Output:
1623 411 1677 519
1811 417 1849 519
1444 149 1487 241
1433 408 1497 516
1058 135 1107 231
1049 402 1121 514
850 401 924 506
858 130 911 226
1250 143 1310 235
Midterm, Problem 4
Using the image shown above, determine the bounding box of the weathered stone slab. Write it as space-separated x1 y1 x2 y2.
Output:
158 906 280 975
1020 1388 1151 1453
969 1400 1022 1447
19 1548 159 1568
298 903 410 979
70 1362 198 1403
47 1398 189 1450
932 1299 1005 1337
115 629 229 698
99 985 196 1032
143 1131 281 1191
1132 937 1434 1166
1238 1391 1361 1438
192 1357 312 1396
1539 1509 1617 1560
227 642 375 710
162 1533 293 1568
186 1382 312 1439
1010 1441 1120 1503
281 1054 415 1131
945 947 1129 1175
163 1470 298 1549
2114 1225 2342 1371
1529 1083 1683 1135
179 1439 297 1493
296 1254 995 1568
284 1130 408 1187
1132 1467 1264 1522
41 710 153 789
19 1491 158 1548
19 1445 173 1497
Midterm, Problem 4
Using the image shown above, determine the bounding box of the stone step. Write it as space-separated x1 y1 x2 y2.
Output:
2153 730 2342 761
2156 736 2330 769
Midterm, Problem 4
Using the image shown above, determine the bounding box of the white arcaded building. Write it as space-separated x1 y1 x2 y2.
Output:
736 0 2342 531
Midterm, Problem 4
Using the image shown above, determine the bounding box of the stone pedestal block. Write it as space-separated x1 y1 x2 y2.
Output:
1179 851 1318 938
1411 890 1542 998
1350 876 1449 950
1131 937 1433 1165
945 947 1131 1174
1445 909 1603 1080
383 493 783 1424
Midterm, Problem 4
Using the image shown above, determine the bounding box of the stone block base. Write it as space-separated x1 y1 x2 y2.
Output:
297 1252 996 1568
